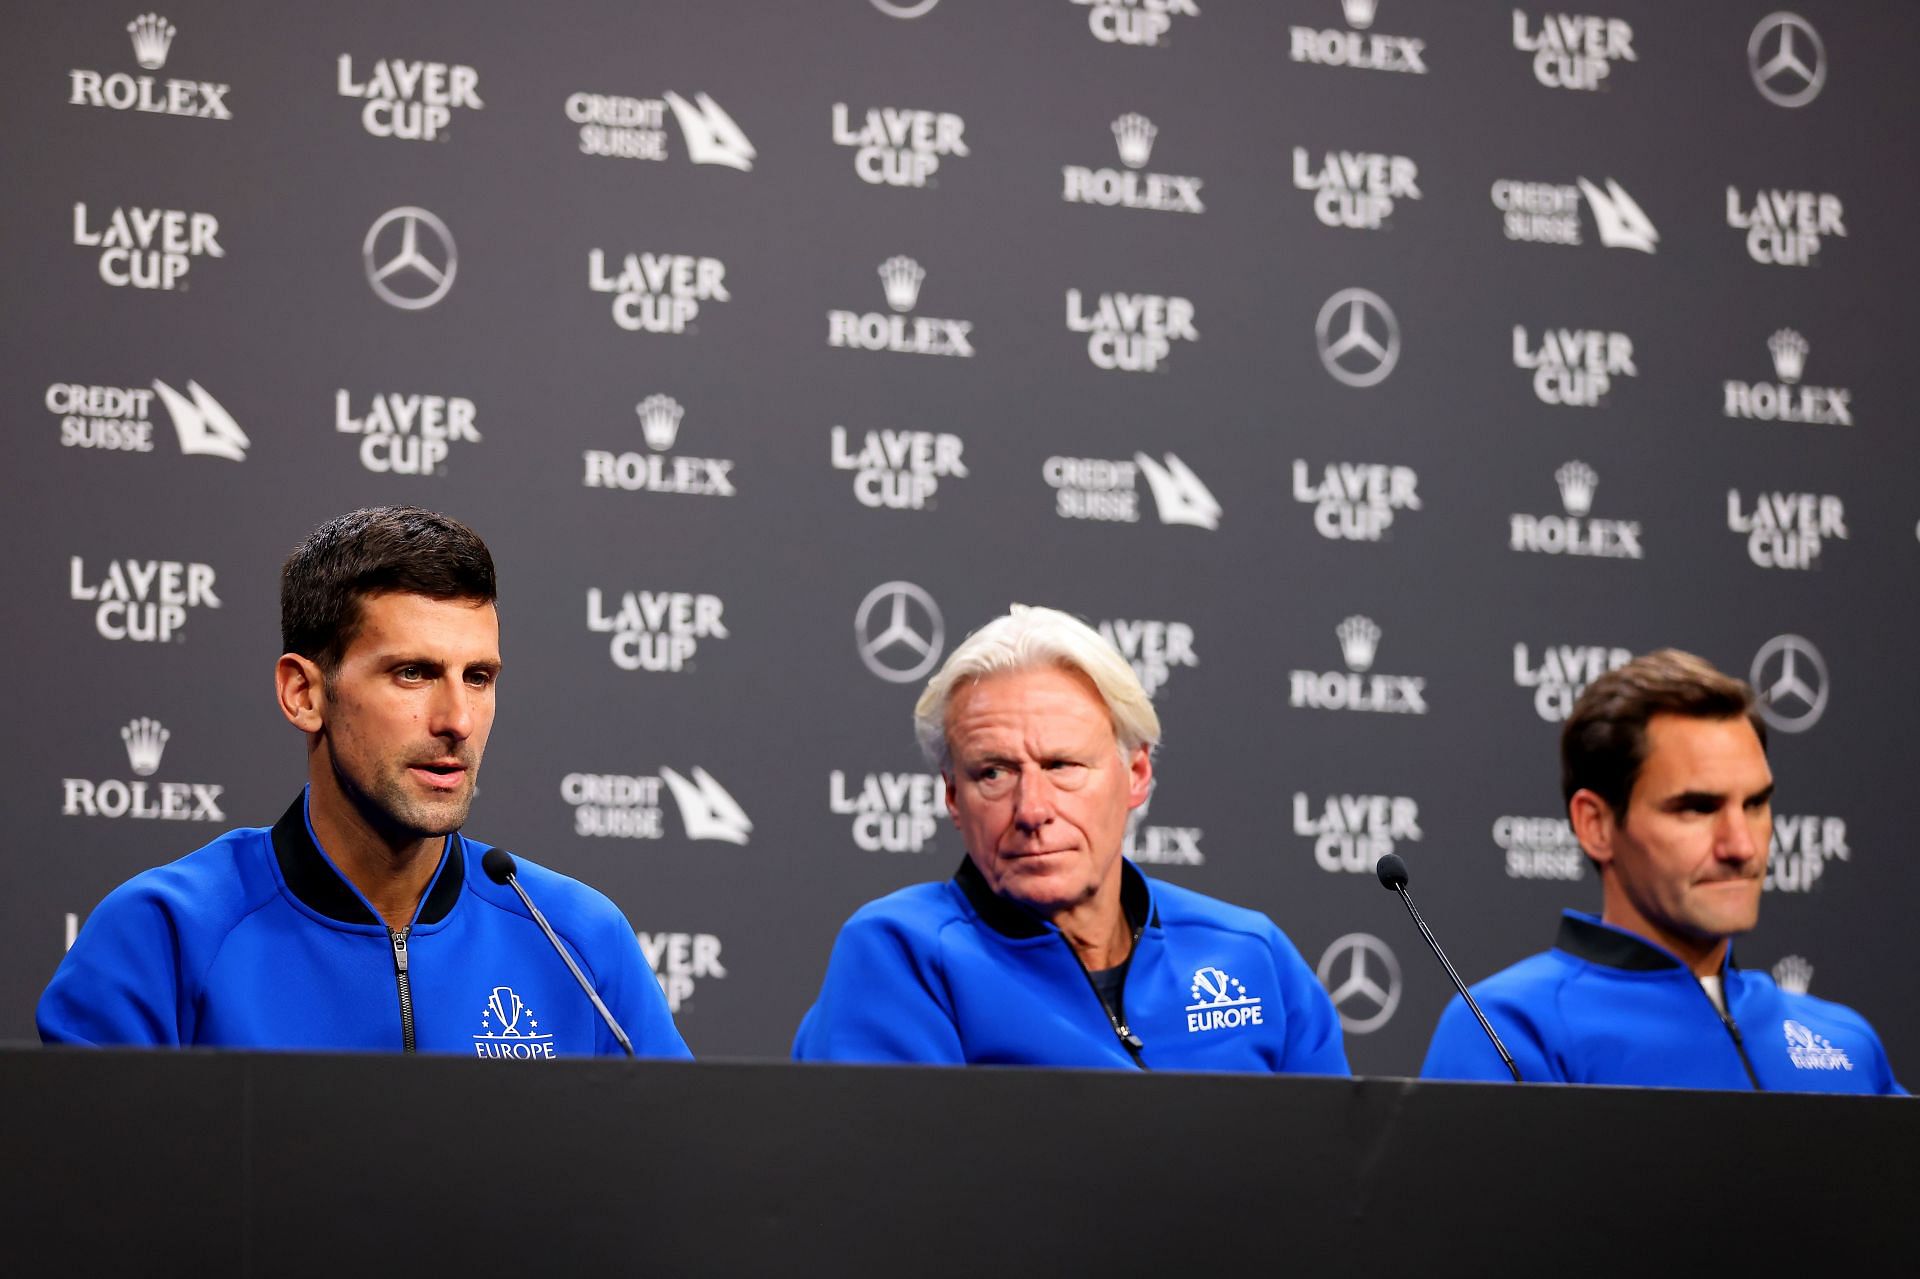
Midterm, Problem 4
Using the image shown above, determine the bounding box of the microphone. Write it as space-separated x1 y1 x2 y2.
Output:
1375 853 1521 1083
482 848 634 1057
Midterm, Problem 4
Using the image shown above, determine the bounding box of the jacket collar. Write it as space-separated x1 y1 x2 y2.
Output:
270 791 465 928
1554 910 1736 974
953 856 1157 940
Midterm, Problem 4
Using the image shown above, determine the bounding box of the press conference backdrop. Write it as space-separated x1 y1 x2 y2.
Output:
4 1 1915 1077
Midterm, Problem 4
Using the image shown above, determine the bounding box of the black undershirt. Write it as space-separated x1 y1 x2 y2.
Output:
1088 957 1131 1025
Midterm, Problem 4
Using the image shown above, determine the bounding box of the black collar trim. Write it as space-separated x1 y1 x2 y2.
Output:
952 857 1157 939
1555 913 1685 972
270 793 464 928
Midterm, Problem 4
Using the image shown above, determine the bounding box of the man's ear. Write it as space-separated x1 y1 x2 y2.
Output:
276 654 326 734
1124 745 1154 812
1568 789 1617 869
944 770 959 825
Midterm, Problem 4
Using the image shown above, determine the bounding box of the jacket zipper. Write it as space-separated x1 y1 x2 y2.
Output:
1700 979 1760 1090
389 927 416 1054
1068 925 1148 1070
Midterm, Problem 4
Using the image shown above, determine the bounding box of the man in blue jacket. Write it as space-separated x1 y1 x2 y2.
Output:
39 506 689 1059
1421 649 1900 1093
795 604 1348 1074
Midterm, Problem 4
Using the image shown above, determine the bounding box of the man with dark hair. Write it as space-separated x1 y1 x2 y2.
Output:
1420 649 1901 1092
40 507 690 1059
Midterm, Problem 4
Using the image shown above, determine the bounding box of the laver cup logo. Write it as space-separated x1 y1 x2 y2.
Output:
1512 326 1636 407
830 769 943 853
1513 642 1631 721
585 588 728 672
833 102 967 187
70 13 231 120
1292 147 1420 231
335 389 478 475
73 203 222 290
830 424 968 511
1727 490 1846 571
1511 11 1635 91
588 248 728 334
1069 0 1198 49
337 54 482 141
1292 460 1421 541
1726 187 1844 267
1065 288 1197 372
1295 793 1421 874
70 556 219 642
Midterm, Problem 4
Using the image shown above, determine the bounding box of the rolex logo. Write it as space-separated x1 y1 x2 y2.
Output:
1768 328 1809 384
1555 460 1597 517
878 255 925 313
121 717 169 777
127 12 176 70
1771 954 1813 995
1341 0 1379 30
635 394 685 451
1111 113 1157 169
1337 615 1381 673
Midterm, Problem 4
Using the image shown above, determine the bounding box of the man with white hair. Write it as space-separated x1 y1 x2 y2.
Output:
794 605 1347 1072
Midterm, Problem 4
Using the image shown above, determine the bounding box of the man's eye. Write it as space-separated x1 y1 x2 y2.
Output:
466 670 493 688
398 666 423 681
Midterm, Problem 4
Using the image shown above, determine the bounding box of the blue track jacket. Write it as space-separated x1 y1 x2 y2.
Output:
1420 911 1903 1093
39 792 690 1059
794 858 1349 1074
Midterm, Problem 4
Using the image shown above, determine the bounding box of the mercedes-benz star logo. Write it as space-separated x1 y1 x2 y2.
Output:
1750 634 1828 733
870 0 940 17
1316 933 1402 1035
1748 13 1826 109
855 581 945 684
1315 288 1400 388
363 206 457 310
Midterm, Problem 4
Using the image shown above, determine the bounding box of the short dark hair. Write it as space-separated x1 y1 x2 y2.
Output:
280 507 495 672
1560 648 1767 820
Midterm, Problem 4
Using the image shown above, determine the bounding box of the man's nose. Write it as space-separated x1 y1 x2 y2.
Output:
1012 770 1056 831
428 681 476 741
1716 807 1761 862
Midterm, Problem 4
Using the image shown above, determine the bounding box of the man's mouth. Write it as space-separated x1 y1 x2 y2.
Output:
409 760 468 791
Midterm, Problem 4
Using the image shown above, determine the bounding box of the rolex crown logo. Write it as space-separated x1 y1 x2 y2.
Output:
127 12 176 70
636 394 685 451
878 255 926 313
1341 0 1379 30
121 717 170 777
1336 615 1381 673
1768 328 1809 385
1111 113 1158 170
1555 460 1597 518
1771 954 1813 995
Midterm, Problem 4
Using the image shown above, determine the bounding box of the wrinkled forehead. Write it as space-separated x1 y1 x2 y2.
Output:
943 665 1119 759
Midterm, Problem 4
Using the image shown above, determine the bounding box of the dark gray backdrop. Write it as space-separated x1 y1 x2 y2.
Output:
5 0 1915 1078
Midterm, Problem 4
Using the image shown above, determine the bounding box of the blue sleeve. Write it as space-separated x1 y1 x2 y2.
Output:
1269 927 1350 1076
792 910 965 1065
1419 991 1559 1084
37 879 193 1047
571 903 692 1061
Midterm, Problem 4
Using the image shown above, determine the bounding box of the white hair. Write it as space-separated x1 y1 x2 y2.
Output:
912 604 1161 772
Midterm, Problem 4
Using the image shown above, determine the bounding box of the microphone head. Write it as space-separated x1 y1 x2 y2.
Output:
481 847 518 885
1375 853 1409 890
